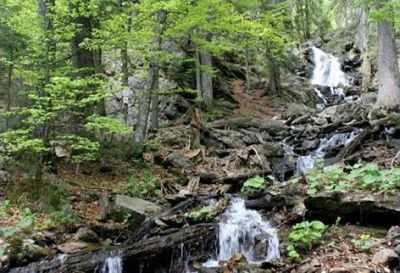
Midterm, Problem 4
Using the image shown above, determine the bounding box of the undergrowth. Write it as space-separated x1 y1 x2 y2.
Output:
301 164 400 195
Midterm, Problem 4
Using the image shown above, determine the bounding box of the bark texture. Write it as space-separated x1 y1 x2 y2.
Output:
376 20 400 108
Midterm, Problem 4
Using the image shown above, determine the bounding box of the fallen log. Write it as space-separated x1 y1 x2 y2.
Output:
8 224 215 273
198 169 272 185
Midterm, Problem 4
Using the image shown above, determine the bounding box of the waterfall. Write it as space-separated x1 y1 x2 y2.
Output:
100 256 123 273
296 130 360 174
311 46 349 97
204 197 280 267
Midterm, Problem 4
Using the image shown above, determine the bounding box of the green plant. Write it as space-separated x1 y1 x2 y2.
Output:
306 165 348 195
351 233 373 251
305 164 400 196
120 169 161 198
43 211 78 229
287 220 326 261
0 200 12 219
241 175 265 193
184 207 216 222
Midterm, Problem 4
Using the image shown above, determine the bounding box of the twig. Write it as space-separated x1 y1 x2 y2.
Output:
391 151 400 168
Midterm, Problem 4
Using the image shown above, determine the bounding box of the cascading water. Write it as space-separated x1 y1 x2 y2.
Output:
100 256 123 273
204 197 280 267
296 130 361 175
311 46 349 100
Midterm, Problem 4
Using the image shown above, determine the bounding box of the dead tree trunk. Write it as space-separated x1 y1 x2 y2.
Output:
9 224 215 273
376 20 400 108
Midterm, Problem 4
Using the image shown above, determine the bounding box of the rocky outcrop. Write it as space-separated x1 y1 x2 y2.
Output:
111 195 162 230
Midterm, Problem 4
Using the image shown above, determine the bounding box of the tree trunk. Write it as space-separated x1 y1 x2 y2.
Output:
376 20 400 108
200 50 213 105
195 44 202 100
245 48 251 92
355 7 371 91
266 47 281 95
5 56 13 130
149 10 167 131
134 88 151 142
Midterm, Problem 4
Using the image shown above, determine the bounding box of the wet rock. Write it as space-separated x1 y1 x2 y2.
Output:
253 235 268 259
71 228 99 243
372 249 399 267
111 195 162 229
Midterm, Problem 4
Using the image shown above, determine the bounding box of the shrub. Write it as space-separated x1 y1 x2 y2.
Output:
120 169 161 198
287 220 326 261
241 175 265 193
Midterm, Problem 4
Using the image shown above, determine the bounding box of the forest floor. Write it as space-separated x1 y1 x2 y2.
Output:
1 77 400 273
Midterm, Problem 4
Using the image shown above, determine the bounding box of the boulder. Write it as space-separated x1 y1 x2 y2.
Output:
71 228 99 243
372 249 399 267
111 195 162 230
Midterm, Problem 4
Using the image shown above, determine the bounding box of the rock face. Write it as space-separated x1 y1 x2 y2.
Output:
71 228 99 243
112 195 162 229
372 249 399 267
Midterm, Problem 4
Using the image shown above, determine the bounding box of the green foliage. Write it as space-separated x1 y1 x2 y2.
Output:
351 233 373 251
287 220 326 261
241 175 265 193
184 207 216 222
120 169 161 198
43 211 78 229
305 164 400 196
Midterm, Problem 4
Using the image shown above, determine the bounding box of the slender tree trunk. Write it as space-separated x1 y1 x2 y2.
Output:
195 44 202 101
376 20 400 108
200 50 213 105
149 10 167 131
245 48 251 92
5 56 13 130
134 10 166 141
266 47 281 95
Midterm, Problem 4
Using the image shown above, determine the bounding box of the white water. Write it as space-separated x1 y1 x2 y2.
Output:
296 130 360 174
204 197 280 267
311 46 349 99
100 256 123 273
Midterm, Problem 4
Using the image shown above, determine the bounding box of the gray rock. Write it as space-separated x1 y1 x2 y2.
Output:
112 195 162 230
372 249 399 267
395 245 400 256
283 103 313 119
71 228 99 243
360 92 377 105
263 142 284 157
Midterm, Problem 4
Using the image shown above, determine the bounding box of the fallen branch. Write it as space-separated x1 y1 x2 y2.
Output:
9 224 215 273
